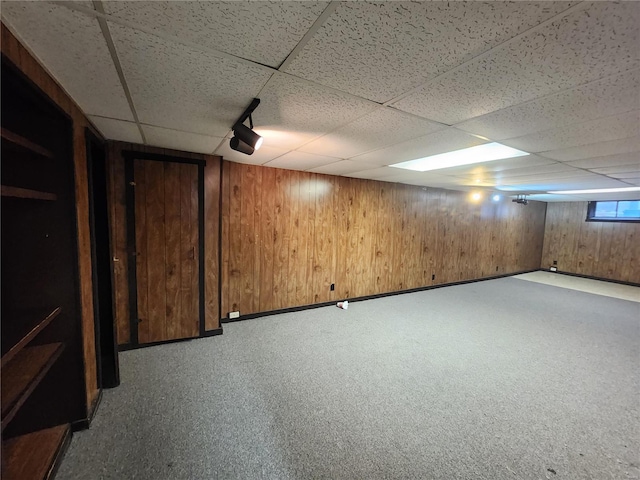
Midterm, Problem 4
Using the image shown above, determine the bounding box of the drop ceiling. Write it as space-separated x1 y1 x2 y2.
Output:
2 1 639 202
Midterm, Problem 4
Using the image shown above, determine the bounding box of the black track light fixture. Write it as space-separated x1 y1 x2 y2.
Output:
512 194 529 205
230 98 262 156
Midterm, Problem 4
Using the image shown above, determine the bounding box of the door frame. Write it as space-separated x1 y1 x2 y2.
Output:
86 129 120 387
123 151 206 348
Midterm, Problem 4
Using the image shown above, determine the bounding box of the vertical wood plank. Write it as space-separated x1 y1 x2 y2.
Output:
204 156 220 331
179 163 194 339
133 160 149 344
295 173 311 306
312 174 326 304
273 169 290 310
221 160 231 317
334 177 349 299
259 167 276 312
287 171 301 307
229 162 242 313
239 164 256 314
252 166 263 313
164 162 181 340
189 162 199 336
144 161 167 342
110 146 130 344
305 174 317 305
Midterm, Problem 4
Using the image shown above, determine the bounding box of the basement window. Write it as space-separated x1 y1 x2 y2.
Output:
586 200 640 222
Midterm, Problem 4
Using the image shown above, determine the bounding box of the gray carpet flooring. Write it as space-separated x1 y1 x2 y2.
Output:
57 277 640 480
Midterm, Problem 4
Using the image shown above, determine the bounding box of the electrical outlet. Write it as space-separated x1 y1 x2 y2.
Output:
229 311 240 319
553 260 557 265
496 266 499 271
330 283 335 291
431 274 435 280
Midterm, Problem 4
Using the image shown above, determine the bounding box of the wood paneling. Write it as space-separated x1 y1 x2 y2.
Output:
2 23 98 412
221 161 547 317
107 143 221 344
541 202 640 284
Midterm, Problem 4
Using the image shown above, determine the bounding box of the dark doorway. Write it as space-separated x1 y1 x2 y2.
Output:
86 131 119 388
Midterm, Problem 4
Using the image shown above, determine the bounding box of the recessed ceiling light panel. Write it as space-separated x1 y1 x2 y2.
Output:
389 142 529 172
548 187 640 194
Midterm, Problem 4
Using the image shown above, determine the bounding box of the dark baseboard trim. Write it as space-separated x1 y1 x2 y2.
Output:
71 388 103 432
221 269 539 323
87 388 102 424
537 268 640 287
118 327 224 351
119 336 195 352
48 424 72 480
71 419 89 432
202 328 223 337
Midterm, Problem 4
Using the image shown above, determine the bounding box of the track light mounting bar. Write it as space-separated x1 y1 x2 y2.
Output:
233 98 260 130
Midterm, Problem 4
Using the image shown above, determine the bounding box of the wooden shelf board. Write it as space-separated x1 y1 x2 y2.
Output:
1 185 57 201
1 343 65 430
1 307 62 367
2 424 71 480
1 127 54 159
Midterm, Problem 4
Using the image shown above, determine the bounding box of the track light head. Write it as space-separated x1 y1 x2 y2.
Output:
230 136 256 155
229 98 263 156
512 194 529 205
232 123 263 153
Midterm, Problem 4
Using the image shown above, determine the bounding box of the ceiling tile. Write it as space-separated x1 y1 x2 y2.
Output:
527 193 592 202
308 160 364 176
89 116 142 143
1 2 133 120
252 74 378 150
497 174 629 189
347 167 407 180
497 171 598 184
540 136 640 162
431 154 557 177
618 178 640 185
604 172 640 180
570 190 640 201
283 1 574 102
455 69 640 140
387 171 466 185
215 142 287 166
588 165 640 175
502 111 640 153
298 108 445 158
102 1 328 68
393 3 640 124
142 125 223 154
454 162 575 182
565 153 640 169
109 22 273 137
350 128 486 167
263 151 341 171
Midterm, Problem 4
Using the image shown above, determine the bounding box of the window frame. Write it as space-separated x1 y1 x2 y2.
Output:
586 200 640 223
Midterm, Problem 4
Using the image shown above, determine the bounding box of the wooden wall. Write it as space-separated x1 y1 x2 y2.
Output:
221 161 547 317
1 24 99 412
541 202 640 284
107 142 221 345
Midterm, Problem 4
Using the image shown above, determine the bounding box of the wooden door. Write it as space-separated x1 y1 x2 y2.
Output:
132 158 201 344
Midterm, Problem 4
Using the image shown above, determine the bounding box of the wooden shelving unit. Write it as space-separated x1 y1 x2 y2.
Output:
3 425 70 480
2 342 65 430
1 185 57 201
1 308 62 367
2 58 83 480
1 126 54 159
